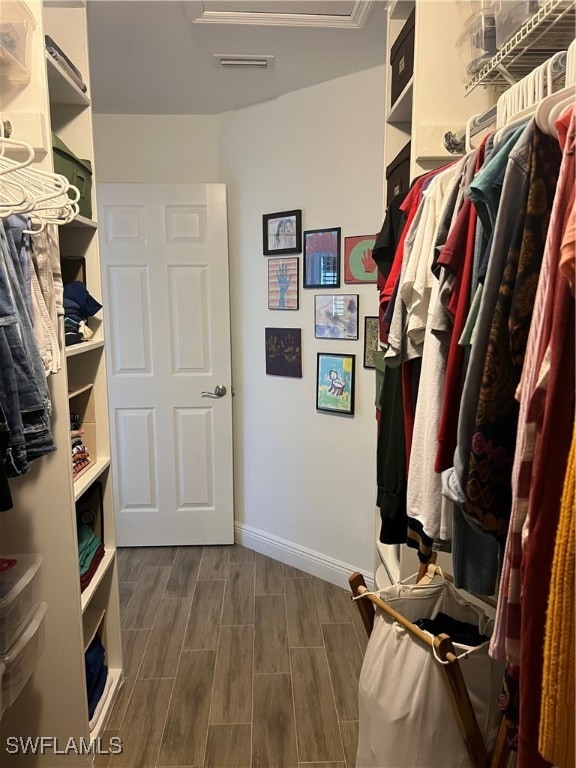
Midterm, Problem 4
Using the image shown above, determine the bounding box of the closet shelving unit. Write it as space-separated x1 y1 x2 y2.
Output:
465 0 576 92
0 1 122 763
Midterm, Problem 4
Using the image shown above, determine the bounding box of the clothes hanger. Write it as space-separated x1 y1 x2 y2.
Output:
0 131 80 226
535 84 576 136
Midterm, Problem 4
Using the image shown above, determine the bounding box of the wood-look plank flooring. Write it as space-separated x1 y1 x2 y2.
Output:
101 545 364 768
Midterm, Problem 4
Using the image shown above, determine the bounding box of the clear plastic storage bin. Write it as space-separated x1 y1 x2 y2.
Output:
0 603 47 712
457 9 498 82
493 0 539 48
456 0 494 26
0 0 36 83
0 555 42 654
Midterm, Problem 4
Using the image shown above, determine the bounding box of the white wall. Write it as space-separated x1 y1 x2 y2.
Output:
93 114 220 182
219 66 385 580
93 65 385 583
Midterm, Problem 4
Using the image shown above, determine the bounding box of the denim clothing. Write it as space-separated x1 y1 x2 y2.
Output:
0 219 55 477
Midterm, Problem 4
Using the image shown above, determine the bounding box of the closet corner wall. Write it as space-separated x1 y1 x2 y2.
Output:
377 0 494 587
0 1 122 763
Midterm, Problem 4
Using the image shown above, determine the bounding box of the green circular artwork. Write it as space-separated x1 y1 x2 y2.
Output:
346 237 377 282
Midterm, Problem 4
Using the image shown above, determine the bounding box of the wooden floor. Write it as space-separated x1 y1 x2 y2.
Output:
96 544 367 768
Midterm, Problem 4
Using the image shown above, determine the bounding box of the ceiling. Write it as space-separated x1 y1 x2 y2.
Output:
86 0 387 115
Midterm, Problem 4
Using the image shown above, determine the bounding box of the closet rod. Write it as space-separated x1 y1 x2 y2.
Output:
443 106 498 155
0 120 13 138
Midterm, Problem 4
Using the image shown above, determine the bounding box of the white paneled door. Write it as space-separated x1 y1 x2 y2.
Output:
98 183 234 545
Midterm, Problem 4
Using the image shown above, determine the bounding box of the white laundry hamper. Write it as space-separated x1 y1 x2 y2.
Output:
356 577 505 768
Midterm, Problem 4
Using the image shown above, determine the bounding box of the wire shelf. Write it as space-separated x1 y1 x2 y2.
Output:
465 0 576 94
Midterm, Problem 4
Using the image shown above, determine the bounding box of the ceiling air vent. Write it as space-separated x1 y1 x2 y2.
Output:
213 54 274 68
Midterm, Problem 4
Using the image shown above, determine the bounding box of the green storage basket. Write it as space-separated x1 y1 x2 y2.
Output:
52 133 93 220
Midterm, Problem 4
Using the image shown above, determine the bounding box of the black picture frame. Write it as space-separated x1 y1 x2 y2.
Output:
316 352 355 415
303 227 341 289
267 257 299 311
263 209 302 255
363 316 379 368
314 293 359 340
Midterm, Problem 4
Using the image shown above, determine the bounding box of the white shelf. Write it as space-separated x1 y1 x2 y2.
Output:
66 339 105 358
81 547 116 613
46 52 90 106
68 383 94 399
387 77 413 124
83 607 105 651
65 214 98 230
74 458 111 501
90 668 122 740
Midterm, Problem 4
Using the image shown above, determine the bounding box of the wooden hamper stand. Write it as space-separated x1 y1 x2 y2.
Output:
349 570 511 768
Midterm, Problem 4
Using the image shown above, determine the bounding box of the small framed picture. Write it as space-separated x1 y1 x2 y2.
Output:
303 227 341 289
263 209 302 255
344 235 378 283
268 258 299 311
265 328 302 378
316 353 355 415
314 294 359 339
363 316 379 368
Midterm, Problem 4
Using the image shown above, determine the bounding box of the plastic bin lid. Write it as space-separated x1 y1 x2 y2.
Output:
0 555 42 610
0 603 47 664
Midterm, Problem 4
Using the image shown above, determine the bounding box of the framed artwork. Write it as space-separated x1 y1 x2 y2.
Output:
344 235 378 283
363 316 379 368
314 294 359 339
316 353 355 415
303 227 341 289
263 209 302 255
268 258 299 310
265 328 302 378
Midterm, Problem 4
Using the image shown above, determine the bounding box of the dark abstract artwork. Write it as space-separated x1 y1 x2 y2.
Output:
265 328 302 378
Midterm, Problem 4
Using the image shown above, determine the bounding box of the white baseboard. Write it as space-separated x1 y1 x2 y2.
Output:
235 522 374 589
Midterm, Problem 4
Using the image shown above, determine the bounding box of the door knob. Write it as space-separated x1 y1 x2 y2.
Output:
201 385 227 398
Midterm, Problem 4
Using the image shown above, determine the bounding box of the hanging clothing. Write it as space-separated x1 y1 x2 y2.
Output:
517 238 575 768
442 122 535 594
490 108 576 663
0 219 55 477
538 420 575 768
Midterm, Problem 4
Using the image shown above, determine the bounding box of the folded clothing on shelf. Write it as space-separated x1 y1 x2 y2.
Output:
77 524 101 575
84 634 108 720
80 544 104 592
89 671 112 730
77 524 105 592
44 35 87 92
70 412 91 477
63 282 101 347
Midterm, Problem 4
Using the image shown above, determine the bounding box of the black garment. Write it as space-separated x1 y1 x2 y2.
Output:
372 192 408 281
0 428 13 511
414 611 489 646
376 360 407 544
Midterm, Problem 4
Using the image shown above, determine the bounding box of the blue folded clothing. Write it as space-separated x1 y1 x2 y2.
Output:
87 663 108 720
85 634 105 690
63 282 102 318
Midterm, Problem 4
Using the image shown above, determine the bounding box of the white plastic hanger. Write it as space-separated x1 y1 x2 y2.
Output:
0 130 80 226
535 84 576 136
